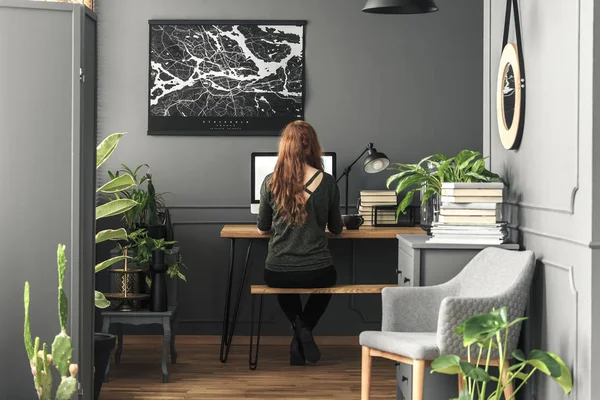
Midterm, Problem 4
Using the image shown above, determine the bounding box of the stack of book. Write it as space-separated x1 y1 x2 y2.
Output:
358 190 397 226
427 182 507 245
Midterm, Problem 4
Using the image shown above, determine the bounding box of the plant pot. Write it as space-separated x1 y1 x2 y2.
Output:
150 252 168 312
146 224 167 240
94 333 116 400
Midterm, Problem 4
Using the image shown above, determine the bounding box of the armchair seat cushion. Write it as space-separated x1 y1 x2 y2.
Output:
359 331 439 360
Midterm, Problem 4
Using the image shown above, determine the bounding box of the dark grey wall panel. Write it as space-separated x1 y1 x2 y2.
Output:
0 3 76 398
96 0 483 335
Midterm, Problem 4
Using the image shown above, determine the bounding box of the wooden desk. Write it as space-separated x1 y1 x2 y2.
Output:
220 224 423 239
219 223 424 363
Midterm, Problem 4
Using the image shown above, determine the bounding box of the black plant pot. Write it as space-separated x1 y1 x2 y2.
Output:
147 225 167 240
150 250 168 312
94 333 116 400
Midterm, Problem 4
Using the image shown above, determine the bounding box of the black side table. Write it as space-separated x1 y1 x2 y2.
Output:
101 305 179 383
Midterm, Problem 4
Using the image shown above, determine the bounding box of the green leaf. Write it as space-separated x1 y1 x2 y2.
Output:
527 350 561 378
462 313 503 346
95 256 129 273
97 174 135 194
94 290 110 308
23 282 34 360
458 154 480 171
395 173 429 195
177 271 187 282
465 171 491 182
95 228 128 244
489 307 508 325
96 133 125 168
431 354 461 375
146 276 152 288
463 364 490 382
386 170 414 189
398 189 416 214
546 352 573 394
96 199 138 220
512 349 526 362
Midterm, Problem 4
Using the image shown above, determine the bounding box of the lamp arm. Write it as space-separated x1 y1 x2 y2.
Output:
336 146 370 183
336 145 372 214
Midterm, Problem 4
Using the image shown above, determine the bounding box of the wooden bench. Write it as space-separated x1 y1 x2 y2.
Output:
248 284 395 369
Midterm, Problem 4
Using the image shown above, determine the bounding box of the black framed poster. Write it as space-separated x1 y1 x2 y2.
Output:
148 20 307 136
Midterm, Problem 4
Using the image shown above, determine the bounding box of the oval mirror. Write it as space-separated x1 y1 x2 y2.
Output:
496 43 524 150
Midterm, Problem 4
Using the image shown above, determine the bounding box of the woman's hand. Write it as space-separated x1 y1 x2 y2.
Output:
257 227 272 235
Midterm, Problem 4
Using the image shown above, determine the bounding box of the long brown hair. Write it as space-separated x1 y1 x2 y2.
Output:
268 120 323 226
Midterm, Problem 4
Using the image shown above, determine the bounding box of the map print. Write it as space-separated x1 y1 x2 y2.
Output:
148 22 305 135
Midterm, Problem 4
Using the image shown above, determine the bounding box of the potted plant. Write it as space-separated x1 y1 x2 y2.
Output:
431 306 573 399
23 244 79 400
109 164 169 240
94 133 138 399
386 150 503 232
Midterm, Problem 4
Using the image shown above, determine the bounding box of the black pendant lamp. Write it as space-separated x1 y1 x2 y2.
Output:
362 0 438 14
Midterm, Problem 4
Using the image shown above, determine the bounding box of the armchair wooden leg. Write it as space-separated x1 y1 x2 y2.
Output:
412 359 425 400
361 346 372 400
501 360 514 399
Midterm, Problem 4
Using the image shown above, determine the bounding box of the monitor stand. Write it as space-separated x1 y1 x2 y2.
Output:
250 203 259 214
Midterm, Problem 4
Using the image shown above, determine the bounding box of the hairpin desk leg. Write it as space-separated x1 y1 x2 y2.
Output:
220 239 254 363
220 239 236 363
249 294 264 370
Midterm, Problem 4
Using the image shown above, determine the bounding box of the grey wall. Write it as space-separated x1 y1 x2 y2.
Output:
0 2 96 398
483 0 594 398
96 0 483 335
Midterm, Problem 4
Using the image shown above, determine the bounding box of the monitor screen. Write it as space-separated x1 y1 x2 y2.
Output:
251 152 337 203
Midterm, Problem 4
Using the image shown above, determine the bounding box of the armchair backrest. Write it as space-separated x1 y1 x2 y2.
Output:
456 247 535 298
436 247 536 358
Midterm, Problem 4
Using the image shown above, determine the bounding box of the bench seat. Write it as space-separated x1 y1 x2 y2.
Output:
250 284 395 294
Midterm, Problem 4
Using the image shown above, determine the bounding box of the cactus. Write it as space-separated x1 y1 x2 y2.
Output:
24 244 78 400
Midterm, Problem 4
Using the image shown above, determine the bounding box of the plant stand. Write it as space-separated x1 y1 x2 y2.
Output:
101 304 179 383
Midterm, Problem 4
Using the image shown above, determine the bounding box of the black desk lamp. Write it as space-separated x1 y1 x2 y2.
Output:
336 143 390 215
362 0 438 14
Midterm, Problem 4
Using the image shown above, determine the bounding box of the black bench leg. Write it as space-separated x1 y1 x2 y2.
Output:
249 294 264 370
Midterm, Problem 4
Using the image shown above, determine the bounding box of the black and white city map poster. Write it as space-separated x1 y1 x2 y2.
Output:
148 20 306 136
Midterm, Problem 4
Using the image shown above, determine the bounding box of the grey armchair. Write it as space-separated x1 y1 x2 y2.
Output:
359 247 536 400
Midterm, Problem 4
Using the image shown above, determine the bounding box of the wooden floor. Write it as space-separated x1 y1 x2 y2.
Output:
101 336 396 399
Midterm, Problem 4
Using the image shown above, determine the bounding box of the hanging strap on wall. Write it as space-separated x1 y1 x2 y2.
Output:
502 0 526 84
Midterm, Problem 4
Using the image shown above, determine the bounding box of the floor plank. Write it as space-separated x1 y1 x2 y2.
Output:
101 336 396 399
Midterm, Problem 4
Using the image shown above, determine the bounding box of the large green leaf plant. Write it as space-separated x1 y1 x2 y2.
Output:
94 133 138 308
386 150 503 218
431 307 573 400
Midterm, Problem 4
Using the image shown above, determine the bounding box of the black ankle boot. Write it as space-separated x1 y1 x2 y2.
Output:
292 318 321 363
290 333 305 365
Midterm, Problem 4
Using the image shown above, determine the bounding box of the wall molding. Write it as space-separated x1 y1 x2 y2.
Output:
540 259 578 400
485 0 581 216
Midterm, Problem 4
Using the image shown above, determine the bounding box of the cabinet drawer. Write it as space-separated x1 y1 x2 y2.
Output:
397 247 415 287
396 362 412 400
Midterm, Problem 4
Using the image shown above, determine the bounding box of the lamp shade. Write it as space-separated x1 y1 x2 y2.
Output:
363 148 390 173
362 0 438 14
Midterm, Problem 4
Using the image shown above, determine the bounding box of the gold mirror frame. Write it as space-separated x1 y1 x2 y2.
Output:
496 43 523 150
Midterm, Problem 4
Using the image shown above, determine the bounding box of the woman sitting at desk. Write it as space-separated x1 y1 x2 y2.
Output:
257 120 343 366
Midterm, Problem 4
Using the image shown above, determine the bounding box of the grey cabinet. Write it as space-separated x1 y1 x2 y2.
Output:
0 2 97 397
395 234 519 400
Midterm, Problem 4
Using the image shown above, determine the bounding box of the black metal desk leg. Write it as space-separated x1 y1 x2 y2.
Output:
220 238 236 363
249 294 264 370
223 239 254 360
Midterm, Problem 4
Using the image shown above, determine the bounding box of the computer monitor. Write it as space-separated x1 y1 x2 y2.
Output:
250 152 337 214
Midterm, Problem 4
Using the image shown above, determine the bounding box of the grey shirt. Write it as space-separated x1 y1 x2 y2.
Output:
257 171 343 272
